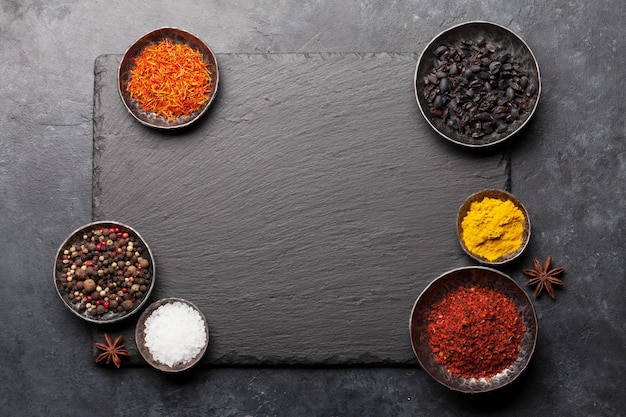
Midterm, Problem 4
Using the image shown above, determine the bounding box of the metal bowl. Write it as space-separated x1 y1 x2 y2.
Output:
409 266 537 393
457 189 531 265
135 298 209 372
414 21 541 147
53 221 155 324
118 27 219 129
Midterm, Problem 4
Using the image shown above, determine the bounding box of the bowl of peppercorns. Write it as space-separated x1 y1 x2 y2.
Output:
53 221 156 324
414 21 541 147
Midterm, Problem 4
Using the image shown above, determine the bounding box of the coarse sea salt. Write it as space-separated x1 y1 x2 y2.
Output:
143 301 207 367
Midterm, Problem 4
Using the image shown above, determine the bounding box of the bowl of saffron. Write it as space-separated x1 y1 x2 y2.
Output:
118 27 219 129
457 189 531 265
409 266 537 393
135 297 209 372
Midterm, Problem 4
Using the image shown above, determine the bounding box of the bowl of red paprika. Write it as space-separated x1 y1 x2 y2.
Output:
409 266 537 393
118 27 219 129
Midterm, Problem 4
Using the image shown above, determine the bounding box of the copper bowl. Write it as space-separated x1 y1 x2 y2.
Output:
414 21 541 147
135 298 209 372
118 27 219 129
409 266 538 393
457 189 531 265
53 221 155 324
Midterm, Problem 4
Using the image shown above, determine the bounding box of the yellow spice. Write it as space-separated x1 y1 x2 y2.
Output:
461 197 525 261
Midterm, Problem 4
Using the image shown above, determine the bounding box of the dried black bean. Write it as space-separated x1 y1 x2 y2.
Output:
506 87 515 101
520 76 529 88
439 78 450 93
434 45 448 56
478 71 490 80
477 112 492 121
421 37 536 139
497 97 509 106
489 61 501 74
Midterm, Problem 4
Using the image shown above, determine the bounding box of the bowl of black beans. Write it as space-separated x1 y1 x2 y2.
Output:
414 21 541 147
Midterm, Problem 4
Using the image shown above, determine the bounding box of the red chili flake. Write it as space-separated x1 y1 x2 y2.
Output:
427 285 526 380
127 38 213 120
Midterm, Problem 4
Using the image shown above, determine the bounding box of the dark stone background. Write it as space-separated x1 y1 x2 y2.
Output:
1 1 624 416
93 53 508 365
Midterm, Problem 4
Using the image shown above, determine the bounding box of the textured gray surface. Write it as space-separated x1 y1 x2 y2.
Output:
93 53 508 365
1 1 624 416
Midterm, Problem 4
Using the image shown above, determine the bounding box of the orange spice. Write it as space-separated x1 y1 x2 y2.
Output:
127 39 212 120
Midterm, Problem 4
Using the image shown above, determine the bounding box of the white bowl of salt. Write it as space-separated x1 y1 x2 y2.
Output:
135 298 209 372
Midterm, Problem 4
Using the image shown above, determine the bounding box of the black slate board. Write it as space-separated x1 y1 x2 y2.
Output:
93 53 509 365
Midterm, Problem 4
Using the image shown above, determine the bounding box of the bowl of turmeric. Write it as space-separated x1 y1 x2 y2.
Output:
457 189 530 265
118 27 219 129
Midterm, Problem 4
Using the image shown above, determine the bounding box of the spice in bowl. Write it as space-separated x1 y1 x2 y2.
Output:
414 21 541 147
136 298 209 372
410 267 537 392
458 189 530 264
54 221 155 323
118 27 219 129
427 285 526 380
127 38 214 120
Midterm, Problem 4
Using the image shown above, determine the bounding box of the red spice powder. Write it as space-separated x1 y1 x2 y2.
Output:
127 39 213 120
427 285 526 380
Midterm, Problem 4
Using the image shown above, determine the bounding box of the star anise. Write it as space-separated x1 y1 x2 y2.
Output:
522 256 565 299
95 333 130 368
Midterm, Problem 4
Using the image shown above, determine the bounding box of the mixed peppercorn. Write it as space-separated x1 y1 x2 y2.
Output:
56 225 153 318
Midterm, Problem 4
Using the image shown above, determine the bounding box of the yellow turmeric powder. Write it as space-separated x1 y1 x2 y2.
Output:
461 197 525 261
